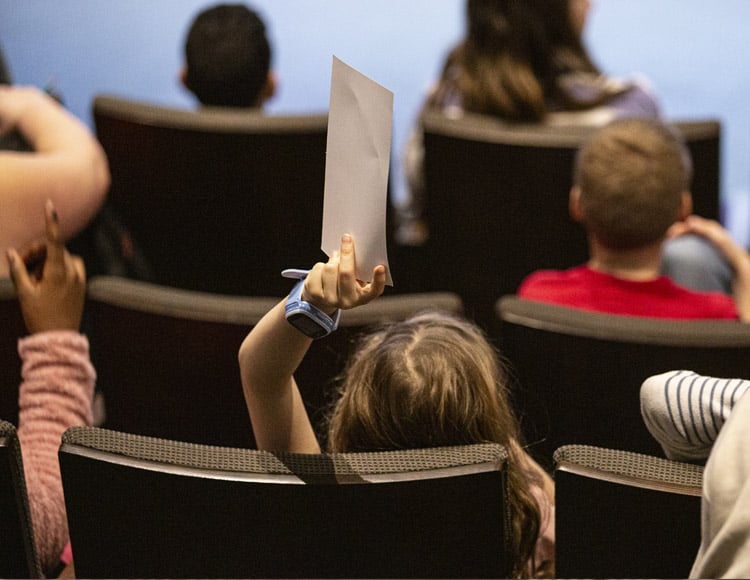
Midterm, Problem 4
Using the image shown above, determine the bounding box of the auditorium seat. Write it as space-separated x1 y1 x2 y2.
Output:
420 112 721 330
86 275 463 448
0 280 24 426
554 444 703 579
90 94 329 296
496 294 750 468
0 420 42 578
60 427 512 579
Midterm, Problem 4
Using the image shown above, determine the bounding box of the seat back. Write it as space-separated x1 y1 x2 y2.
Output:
60 426 511 579
496 295 750 467
87 276 276 448
0 280 24 426
92 94 329 296
86 275 463 448
677 119 722 220
554 444 703 579
421 112 721 330
0 421 42 579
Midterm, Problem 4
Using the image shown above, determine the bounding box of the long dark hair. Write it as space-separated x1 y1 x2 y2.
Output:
428 0 606 121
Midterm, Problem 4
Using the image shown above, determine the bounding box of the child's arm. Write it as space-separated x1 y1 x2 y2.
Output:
672 216 750 322
0 86 110 245
239 234 386 452
8 201 94 573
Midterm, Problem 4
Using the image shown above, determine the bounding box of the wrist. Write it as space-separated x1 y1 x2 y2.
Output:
285 279 340 339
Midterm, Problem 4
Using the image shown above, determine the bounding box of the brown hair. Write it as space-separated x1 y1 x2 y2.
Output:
327 311 544 577
575 118 692 249
428 0 604 122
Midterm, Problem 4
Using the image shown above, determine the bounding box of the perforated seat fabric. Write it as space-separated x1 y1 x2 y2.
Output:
62 425 507 478
554 444 703 579
554 444 703 490
60 426 512 578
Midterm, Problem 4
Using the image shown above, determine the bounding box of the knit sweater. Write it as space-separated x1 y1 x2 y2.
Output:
16 330 96 572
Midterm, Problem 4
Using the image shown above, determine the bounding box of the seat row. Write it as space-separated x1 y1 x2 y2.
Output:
4 273 740 578
2 419 702 579
4 275 750 461
78 95 723 334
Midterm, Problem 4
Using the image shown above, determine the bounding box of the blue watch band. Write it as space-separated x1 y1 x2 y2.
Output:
284 278 341 339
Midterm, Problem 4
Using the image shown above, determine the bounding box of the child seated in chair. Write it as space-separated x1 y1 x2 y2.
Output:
239 235 555 578
518 117 750 321
7 201 95 576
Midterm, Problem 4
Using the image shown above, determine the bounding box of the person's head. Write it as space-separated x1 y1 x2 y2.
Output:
540 0 596 68
445 0 549 120
531 0 592 45
326 311 542 577
571 118 693 250
436 0 598 121
182 3 275 108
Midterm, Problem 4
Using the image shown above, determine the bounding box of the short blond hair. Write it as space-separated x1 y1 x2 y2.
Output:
574 118 692 249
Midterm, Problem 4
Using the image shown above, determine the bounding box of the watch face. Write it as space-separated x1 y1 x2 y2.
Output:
287 311 330 339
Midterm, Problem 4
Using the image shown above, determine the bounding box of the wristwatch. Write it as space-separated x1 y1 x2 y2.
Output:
284 278 341 339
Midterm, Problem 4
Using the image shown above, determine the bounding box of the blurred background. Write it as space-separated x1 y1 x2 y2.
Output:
1 0 747 245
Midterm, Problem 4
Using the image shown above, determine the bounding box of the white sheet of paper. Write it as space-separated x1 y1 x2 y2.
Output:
322 56 394 285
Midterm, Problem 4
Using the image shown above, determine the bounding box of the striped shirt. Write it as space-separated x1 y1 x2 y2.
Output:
640 370 750 462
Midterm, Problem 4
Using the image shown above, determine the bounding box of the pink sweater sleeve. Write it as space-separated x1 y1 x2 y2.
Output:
16 330 96 572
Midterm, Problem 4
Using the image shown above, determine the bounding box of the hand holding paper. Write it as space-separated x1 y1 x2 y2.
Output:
321 56 394 285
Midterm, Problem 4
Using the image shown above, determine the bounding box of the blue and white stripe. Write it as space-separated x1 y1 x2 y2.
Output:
641 370 750 461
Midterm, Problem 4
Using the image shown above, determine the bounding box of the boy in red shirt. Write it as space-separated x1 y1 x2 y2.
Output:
518 118 750 320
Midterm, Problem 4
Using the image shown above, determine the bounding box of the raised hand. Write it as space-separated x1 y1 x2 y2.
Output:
302 233 387 313
6 200 86 334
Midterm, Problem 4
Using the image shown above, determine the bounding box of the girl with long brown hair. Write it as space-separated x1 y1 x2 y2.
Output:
239 234 554 577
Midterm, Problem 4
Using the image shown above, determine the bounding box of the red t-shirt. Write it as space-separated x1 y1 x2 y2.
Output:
518 265 738 320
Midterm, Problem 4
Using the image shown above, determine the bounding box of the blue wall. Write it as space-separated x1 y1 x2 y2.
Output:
1 0 748 243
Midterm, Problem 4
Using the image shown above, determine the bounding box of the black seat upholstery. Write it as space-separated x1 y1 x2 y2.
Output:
554 444 703 579
0 420 42 578
421 112 721 330
496 295 750 468
60 426 512 578
86 275 276 448
86 275 463 448
0 280 24 426
90 94 329 296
